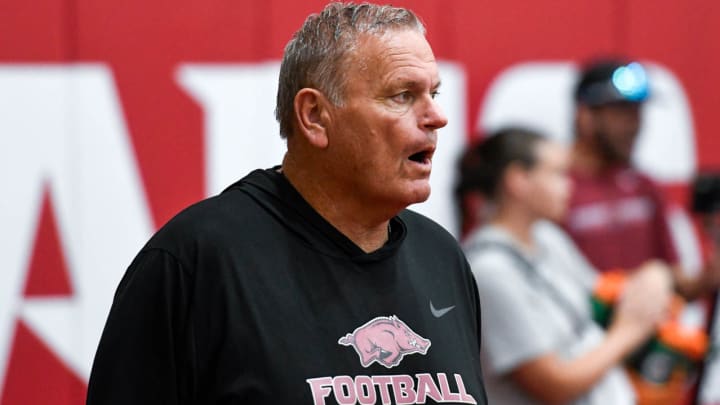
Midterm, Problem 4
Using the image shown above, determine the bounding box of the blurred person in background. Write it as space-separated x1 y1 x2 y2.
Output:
566 58 720 302
86 3 488 404
567 57 720 405
458 127 673 405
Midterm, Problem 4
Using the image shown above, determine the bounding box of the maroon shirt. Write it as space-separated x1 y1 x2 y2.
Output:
564 166 678 272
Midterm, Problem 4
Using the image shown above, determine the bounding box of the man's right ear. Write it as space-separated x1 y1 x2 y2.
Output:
293 88 330 149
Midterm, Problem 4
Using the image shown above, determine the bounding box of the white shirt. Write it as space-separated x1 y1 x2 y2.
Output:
464 220 635 405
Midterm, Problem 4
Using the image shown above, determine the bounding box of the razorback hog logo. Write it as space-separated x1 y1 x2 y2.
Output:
338 315 431 368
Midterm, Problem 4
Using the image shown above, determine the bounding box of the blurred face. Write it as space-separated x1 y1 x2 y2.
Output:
524 141 572 222
323 29 448 212
590 102 641 165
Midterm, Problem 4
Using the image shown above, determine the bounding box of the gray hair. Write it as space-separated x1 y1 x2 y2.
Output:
275 2 425 138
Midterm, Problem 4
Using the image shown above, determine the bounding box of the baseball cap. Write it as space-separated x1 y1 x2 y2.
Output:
574 59 650 106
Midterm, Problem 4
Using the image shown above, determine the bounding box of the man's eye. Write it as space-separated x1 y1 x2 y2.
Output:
431 90 440 99
391 92 413 104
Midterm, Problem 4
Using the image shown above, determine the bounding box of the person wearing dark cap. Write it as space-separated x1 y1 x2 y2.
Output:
565 58 720 301
564 58 720 404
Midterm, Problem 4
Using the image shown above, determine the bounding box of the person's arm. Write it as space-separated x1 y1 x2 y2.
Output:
673 259 720 301
509 261 673 404
510 330 640 404
86 248 194 405
648 182 720 300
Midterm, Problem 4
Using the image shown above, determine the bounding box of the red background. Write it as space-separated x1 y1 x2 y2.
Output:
3 0 718 228
2 0 719 402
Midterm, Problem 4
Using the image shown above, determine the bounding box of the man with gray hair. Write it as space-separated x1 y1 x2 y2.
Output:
87 3 487 404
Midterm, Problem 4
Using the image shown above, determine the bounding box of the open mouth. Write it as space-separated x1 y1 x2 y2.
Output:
408 150 433 164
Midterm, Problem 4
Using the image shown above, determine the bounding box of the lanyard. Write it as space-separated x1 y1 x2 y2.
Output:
469 240 590 337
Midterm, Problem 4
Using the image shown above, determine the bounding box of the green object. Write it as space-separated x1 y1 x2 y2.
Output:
625 338 691 384
590 295 699 385
590 296 613 329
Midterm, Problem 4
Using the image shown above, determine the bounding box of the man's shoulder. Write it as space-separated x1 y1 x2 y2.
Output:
168 184 259 229
147 173 276 250
569 166 663 203
618 167 660 187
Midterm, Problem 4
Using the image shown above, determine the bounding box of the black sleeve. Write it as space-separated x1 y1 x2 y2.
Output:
465 257 489 405
86 248 195 405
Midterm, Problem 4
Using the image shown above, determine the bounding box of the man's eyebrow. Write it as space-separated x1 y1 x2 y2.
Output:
389 78 442 90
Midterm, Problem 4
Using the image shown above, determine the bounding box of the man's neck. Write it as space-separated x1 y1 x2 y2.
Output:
571 141 605 176
281 154 392 253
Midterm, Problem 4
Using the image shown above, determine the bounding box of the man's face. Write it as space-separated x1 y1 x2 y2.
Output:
323 29 447 212
590 102 641 165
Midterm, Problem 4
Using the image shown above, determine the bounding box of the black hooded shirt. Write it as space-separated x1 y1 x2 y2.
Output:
87 168 487 405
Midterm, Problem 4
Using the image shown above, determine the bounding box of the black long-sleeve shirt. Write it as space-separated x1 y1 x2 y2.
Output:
87 168 487 405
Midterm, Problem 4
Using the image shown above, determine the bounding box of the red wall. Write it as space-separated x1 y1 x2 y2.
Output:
3 0 719 227
2 1 719 403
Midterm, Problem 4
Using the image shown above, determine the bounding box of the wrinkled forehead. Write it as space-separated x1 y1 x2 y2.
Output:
348 29 438 79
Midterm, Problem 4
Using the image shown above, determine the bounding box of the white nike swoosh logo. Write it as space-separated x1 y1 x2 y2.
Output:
429 301 455 318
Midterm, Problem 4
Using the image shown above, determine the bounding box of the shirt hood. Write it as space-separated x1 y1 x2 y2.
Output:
224 167 406 263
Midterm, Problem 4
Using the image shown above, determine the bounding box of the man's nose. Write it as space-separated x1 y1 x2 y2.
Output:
421 96 448 131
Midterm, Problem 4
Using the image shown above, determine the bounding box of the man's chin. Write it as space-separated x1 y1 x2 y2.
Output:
603 150 632 166
404 185 432 206
614 155 633 166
